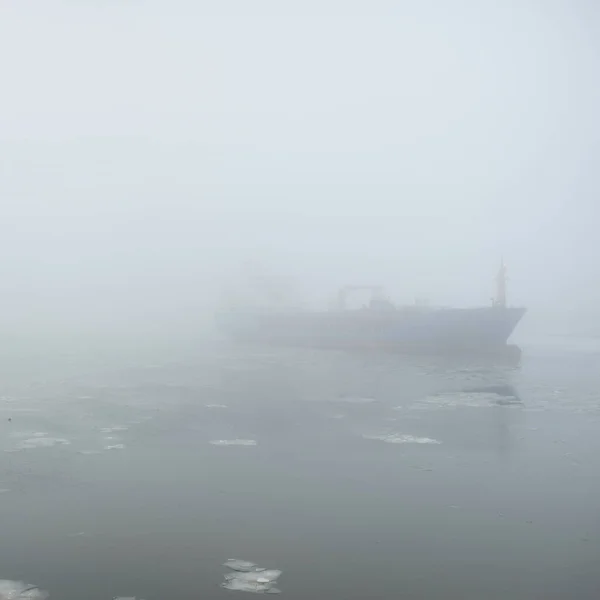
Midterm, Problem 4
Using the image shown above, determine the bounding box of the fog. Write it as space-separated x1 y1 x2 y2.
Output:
1 0 598 336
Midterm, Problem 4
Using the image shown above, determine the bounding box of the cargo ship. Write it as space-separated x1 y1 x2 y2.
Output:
216 263 526 353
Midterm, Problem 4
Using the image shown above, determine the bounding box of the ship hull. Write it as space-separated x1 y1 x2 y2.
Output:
216 306 526 353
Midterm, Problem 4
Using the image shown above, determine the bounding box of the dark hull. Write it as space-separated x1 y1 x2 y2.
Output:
216 306 526 352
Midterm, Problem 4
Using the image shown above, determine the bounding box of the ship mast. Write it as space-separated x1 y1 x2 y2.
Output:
494 260 507 307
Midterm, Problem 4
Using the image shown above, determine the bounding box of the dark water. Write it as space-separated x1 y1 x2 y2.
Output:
0 335 599 599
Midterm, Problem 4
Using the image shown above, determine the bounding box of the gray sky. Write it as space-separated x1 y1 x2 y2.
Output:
0 1 598 332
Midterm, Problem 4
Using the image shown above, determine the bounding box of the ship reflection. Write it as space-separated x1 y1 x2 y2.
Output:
461 378 523 457
417 344 523 369
348 344 523 369
462 383 522 404
413 347 524 457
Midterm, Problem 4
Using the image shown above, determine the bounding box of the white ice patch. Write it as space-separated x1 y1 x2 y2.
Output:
222 560 281 594
105 444 126 451
16 437 70 450
0 579 48 599
100 426 129 433
223 559 257 572
209 439 257 446
128 416 153 425
205 404 228 409
363 433 441 445
334 396 376 404
408 392 507 411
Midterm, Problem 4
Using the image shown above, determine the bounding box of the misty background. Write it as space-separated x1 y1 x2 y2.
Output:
0 0 598 338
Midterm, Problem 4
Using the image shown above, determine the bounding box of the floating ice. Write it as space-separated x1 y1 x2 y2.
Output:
0 579 48 599
222 579 281 594
128 416 153 425
409 391 509 410
463 384 520 401
334 396 376 404
205 404 228 409
105 444 126 450
16 437 70 450
209 439 257 446
223 559 257 572
100 426 129 433
0 408 40 414
363 433 441 445
222 560 281 594
239 570 280 583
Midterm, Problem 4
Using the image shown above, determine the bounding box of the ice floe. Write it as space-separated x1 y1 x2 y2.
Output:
0 579 48 599
104 444 126 451
100 426 129 433
205 404 228 409
209 439 257 446
222 560 281 594
223 559 258 572
405 390 518 411
333 396 376 404
363 433 441 445
16 437 70 450
10 432 48 439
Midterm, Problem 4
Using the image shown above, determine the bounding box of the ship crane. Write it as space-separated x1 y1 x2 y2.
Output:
337 285 394 311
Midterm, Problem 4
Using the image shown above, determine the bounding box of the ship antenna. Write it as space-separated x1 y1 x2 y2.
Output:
495 259 507 307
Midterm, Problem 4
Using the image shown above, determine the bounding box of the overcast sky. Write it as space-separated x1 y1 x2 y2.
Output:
0 1 598 332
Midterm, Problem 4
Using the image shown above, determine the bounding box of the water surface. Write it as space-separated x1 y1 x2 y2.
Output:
0 335 598 599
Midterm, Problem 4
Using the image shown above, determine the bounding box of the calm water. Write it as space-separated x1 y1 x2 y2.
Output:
0 334 599 599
